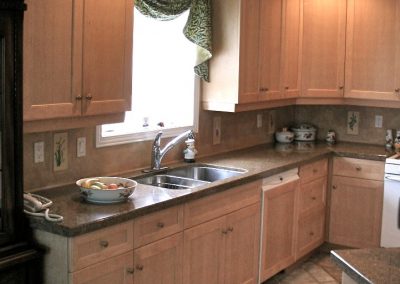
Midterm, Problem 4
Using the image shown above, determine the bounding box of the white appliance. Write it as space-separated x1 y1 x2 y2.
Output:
381 153 400 247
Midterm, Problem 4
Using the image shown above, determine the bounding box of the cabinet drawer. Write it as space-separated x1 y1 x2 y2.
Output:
184 180 261 228
134 205 183 248
70 251 133 284
299 176 327 214
299 159 328 184
333 157 384 181
296 207 325 259
69 221 133 272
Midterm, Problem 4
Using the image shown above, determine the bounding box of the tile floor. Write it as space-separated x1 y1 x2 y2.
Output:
263 252 343 284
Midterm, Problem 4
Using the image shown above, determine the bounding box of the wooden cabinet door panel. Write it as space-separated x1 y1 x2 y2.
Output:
23 0 80 120
134 233 183 284
345 0 400 101
239 0 260 103
82 0 132 116
299 177 327 215
183 217 225 284
258 0 284 101
224 204 260 284
301 0 346 98
260 178 299 282
329 176 383 248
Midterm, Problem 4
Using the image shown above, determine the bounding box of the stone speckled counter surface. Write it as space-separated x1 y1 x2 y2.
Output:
28 142 389 237
331 248 400 284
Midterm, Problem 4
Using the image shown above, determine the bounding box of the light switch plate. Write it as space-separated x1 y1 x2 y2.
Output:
77 137 86 157
213 116 221 145
34 141 44 163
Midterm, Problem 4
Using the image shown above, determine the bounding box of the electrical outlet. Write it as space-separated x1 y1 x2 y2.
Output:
213 116 221 145
77 137 86 157
375 115 383 128
267 110 276 134
257 114 263 128
34 141 44 163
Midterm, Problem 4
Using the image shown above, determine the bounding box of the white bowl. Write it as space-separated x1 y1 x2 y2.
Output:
76 177 137 204
275 130 294 143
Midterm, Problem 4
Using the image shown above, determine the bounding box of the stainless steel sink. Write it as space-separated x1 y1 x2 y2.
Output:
165 165 246 182
136 174 209 190
136 164 246 190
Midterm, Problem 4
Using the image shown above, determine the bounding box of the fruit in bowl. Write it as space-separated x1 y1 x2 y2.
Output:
76 177 137 204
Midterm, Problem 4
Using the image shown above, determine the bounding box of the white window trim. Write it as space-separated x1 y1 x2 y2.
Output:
96 78 200 148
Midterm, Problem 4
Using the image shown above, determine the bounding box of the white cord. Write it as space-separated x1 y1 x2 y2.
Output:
24 208 64 222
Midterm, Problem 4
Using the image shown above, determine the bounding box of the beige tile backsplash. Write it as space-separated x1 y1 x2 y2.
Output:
23 107 295 191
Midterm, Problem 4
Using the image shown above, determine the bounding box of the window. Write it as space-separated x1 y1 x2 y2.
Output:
96 9 199 147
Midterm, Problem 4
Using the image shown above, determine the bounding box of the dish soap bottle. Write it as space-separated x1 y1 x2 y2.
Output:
183 138 197 163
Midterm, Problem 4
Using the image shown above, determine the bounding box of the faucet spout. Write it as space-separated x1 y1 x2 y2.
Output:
149 130 194 171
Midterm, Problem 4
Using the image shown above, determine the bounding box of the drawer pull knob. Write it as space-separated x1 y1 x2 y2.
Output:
99 240 109 248
222 229 228 235
75 95 82 100
309 231 314 236
356 166 362 171
285 86 289 90
311 196 316 200
136 265 144 271
332 185 337 189
313 169 318 173
395 88 400 93
227 226 234 232
157 222 165 228
339 86 344 90
279 177 283 181
126 268 134 274
86 93 93 100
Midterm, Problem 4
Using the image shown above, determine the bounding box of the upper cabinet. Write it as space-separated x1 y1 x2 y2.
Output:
202 0 301 112
301 0 346 98
344 0 400 102
23 0 132 123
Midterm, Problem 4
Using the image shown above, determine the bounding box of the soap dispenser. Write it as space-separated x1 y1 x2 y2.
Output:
183 138 197 163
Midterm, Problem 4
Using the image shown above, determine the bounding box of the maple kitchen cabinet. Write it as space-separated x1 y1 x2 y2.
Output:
202 0 301 112
329 158 384 248
344 0 400 102
300 0 346 99
23 0 133 131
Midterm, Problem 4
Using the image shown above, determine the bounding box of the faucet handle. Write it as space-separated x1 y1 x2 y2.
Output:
153 131 163 147
188 130 195 140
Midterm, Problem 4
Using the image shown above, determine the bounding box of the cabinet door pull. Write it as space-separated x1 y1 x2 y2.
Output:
309 231 314 236
157 222 165 228
136 264 144 271
332 185 337 189
126 268 134 274
311 196 316 200
85 93 93 100
221 229 228 235
356 166 362 171
395 88 400 93
75 95 82 100
313 169 318 173
99 240 109 248
227 226 234 232
285 86 289 90
339 86 344 90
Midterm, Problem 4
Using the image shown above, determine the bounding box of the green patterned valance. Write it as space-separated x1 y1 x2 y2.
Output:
135 0 212 82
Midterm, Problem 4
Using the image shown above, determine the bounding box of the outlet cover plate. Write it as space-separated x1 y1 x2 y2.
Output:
77 137 86 157
34 141 44 163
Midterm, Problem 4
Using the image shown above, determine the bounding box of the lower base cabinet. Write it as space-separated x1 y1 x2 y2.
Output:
183 203 260 284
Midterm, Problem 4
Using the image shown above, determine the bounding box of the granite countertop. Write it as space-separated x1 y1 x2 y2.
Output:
28 142 389 237
331 248 400 284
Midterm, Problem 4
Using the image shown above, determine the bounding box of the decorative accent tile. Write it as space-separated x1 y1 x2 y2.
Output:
347 111 360 135
53 132 68 171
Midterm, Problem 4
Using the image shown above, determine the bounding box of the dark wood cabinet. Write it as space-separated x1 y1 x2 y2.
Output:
0 1 42 283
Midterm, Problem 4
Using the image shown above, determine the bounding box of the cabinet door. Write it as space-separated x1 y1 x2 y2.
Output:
133 233 183 284
329 176 383 248
224 203 260 284
282 0 302 99
183 217 225 284
345 0 400 101
260 179 299 282
301 0 346 98
258 0 284 101
81 0 133 116
238 0 260 103
70 251 133 284
23 0 81 120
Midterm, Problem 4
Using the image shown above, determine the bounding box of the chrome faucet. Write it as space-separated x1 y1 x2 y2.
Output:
148 130 195 171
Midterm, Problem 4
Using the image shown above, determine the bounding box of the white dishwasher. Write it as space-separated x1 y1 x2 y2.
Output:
381 154 400 247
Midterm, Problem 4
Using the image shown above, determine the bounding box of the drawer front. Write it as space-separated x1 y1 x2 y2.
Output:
299 159 328 184
296 208 325 259
70 251 134 284
333 157 384 181
299 176 327 214
184 180 261 228
69 221 133 272
134 205 183 248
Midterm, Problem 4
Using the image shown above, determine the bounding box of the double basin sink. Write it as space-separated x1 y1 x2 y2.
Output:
136 164 247 190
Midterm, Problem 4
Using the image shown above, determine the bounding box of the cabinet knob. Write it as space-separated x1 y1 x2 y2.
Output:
285 86 289 90
332 185 337 189
86 93 93 100
126 268 134 275
313 169 318 173
260 87 269 92
356 166 362 171
75 95 82 101
157 222 165 228
279 177 283 181
311 196 316 200
227 226 234 232
395 88 400 93
99 240 109 248
136 264 144 271
339 86 344 90
309 231 314 236
221 229 228 235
